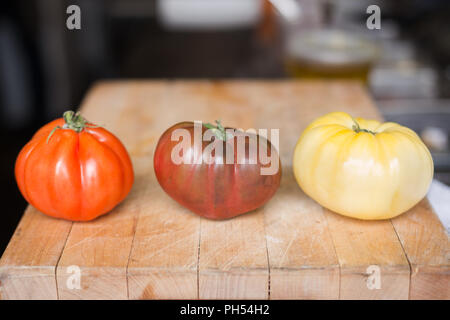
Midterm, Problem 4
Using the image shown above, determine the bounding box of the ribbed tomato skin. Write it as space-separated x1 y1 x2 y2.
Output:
154 122 281 220
293 112 434 220
15 118 134 221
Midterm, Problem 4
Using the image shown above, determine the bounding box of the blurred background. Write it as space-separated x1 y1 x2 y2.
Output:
1 0 450 251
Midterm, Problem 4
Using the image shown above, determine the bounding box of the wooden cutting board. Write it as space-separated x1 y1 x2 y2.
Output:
0 81 448 300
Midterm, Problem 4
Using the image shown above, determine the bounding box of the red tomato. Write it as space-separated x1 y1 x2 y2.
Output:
15 111 134 221
154 121 281 219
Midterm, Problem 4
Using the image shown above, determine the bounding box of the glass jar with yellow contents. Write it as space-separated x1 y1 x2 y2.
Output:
284 29 379 83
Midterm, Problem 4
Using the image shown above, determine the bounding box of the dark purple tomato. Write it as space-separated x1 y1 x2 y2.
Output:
153 121 281 219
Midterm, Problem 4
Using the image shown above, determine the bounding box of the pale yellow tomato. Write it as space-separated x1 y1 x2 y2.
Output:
293 112 433 220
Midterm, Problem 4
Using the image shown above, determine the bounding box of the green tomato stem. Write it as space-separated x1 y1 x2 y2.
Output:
351 116 376 135
47 110 99 144
203 120 233 141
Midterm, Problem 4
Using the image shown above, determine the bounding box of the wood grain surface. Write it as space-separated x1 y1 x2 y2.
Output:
0 80 448 300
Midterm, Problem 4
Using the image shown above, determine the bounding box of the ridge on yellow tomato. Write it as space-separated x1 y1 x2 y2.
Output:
293 112 433 220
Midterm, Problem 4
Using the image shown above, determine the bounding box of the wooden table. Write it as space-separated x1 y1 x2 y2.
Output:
1 81 448 300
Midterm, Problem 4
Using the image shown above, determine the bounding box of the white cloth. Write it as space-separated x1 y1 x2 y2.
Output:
427 179 450 234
